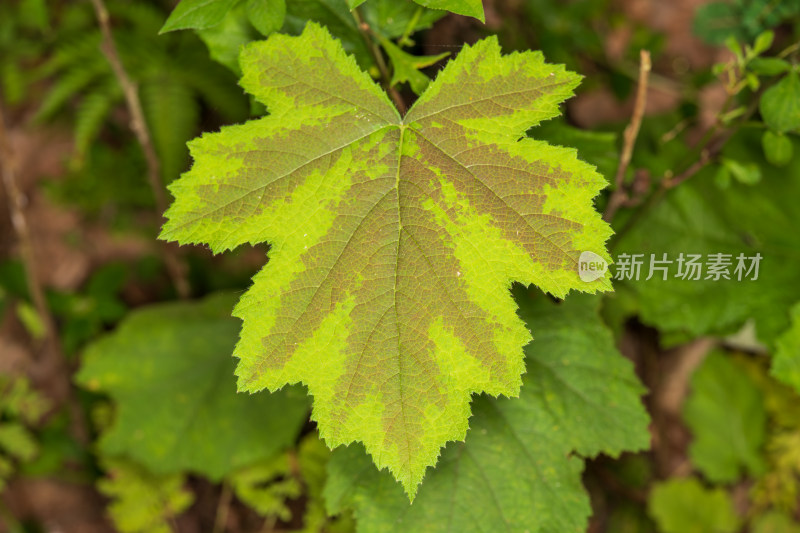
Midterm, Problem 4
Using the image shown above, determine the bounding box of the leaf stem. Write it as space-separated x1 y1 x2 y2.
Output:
212 480 232 533
604 50 651 222
90 0 190 298
351 7 407 114
398 6 424 48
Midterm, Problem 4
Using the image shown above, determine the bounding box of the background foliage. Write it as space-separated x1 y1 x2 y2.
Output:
1 0 799 532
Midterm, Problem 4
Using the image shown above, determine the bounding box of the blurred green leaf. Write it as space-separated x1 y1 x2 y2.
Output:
230 454 301 521
684 352 766 482
760 71 800 134
18 0 49 31
197 3 260 75
246 0 286 36
749 57 791 77
752 511 800 533
98 458 194 533
0 423 38 463
361 0 445 38
48 263 128 356
406 0 484 21
752 30 774 55
762 130 794 167
297 435 354 533
379 36 447 94
722 157 762 185
1 375 49 423
648 477 740 533
160 0 238 33
15 301 46 340
714 164 731 189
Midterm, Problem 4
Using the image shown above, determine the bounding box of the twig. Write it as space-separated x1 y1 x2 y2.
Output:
662 135 729 189
90 0 190 298
609 121 737 249
661 95 761 190
604 50 651 222
0 105 90 446
212 481 232 533
351 8 407 114
656 338 715 416
259 516 277 533
609 75 762 248
0 105 57 360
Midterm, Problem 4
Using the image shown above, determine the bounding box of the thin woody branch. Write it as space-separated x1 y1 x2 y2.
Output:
0 105 57 359
90 0 190 298
604 50 651 222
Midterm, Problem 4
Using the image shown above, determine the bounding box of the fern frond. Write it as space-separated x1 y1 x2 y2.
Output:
35 60 109 122
36 32 102 79
140 75 198 183
74 79 122 161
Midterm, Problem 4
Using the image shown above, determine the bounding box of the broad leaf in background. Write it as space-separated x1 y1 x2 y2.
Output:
323 290 649 531
772 303 800 395
348 0 484 21
160 24 613 496
684 352 766 483
359 0 445 37
753 511 800 533
648 477 740 533
196 2 261 75
160 0 239 33
762 130 794 167
76 293 310 480
614 133 800 346
408 0 483 21
760 70 800 134
247 0 286 36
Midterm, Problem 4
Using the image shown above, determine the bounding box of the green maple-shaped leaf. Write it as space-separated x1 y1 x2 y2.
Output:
160 23 612 496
